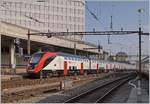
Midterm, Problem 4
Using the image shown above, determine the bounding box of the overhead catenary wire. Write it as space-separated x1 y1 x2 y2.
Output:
84 1 108 30
0 1 44 24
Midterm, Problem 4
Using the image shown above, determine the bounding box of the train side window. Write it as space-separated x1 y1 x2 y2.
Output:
73 66 77 70
65 57 67 60
75 66 77 70
69 66 72 70
75 58 77 61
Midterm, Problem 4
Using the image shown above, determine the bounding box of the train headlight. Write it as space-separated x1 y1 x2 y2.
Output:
29 60 32 63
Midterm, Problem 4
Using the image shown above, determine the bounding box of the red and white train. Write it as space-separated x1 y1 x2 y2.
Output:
27 52 136 77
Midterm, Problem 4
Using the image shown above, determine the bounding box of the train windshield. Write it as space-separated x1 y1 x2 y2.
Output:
30 53 44 63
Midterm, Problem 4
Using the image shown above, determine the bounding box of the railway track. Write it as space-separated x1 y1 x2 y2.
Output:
2 72 124 90
64 73 136 103
1 74 98 103
2 72 132 103
2 75 94 90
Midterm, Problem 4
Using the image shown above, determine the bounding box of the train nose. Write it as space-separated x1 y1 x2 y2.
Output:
27 63 37 73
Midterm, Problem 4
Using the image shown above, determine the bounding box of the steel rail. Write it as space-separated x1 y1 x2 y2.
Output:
95 77 132 103
64 73 136 103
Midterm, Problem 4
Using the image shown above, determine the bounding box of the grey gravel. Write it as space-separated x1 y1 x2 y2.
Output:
100 77 149 103
38 73 129 103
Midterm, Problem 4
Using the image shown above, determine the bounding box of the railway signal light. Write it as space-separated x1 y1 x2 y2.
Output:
19 47 23 56
15 45 19 53
14 38 23 56
47 35 52 38
14 38 20 54
15 45 23 56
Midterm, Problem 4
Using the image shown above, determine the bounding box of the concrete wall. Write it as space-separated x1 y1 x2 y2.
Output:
0 21 103 54
1 53 28 67
0 0 85 40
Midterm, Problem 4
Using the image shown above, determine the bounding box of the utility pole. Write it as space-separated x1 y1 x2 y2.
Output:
138 8 144 80
27 30 31 56
108 4 114 44
139 27 142 80
108 15 113 44
74 43 76 55
74 32 76 55
73 1 76 55
98 41 101 59
137 9 144 101
110 15 113 30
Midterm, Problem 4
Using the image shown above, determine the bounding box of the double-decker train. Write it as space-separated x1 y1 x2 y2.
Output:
26 52 136 77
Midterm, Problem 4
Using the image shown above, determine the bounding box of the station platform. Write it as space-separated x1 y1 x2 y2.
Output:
127 79 149 103
1 75 23 81
1 68 27 81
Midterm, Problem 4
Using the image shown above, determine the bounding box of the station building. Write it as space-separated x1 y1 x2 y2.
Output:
0 0 107 74
0 0 84 40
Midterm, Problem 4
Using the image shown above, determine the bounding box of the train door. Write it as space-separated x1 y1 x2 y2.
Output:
64 61 68 76
89 60 91 69
114 64 116 71
96 64 99 74
106 64 108 72
100 63 105 73
80 63 84 75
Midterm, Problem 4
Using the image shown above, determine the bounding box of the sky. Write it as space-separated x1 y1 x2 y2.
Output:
83 0 149 56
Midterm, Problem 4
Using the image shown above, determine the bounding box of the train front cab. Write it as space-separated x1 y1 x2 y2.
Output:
27 52 58 77
26 52 45 77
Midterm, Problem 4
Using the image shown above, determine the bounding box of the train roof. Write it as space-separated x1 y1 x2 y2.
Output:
57 52 89 59
33 52 133 64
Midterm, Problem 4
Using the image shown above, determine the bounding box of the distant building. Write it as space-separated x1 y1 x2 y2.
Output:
103 51 109 60
116 52 128 62
108 52 128 62
109 55 116 61
0 0 85 40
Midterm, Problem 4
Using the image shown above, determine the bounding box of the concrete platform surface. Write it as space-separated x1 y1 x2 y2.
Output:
127 80 149 103
1 75 23 81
